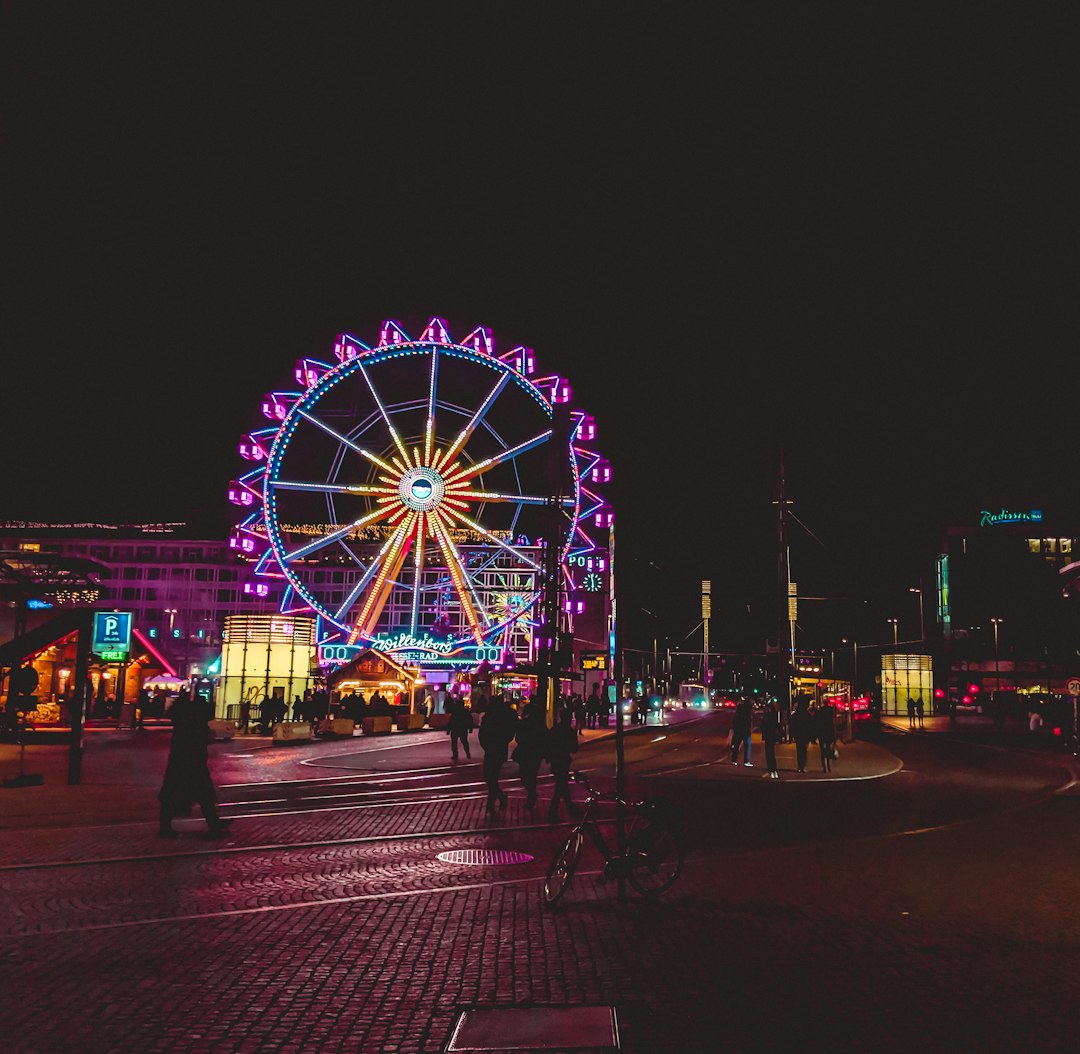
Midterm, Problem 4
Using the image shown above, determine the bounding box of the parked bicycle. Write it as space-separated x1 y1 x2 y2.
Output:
543 771 685 905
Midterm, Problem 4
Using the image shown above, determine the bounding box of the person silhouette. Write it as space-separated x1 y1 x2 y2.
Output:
158 691 231 839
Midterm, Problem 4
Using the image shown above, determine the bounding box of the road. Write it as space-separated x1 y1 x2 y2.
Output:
1 712 1078 1052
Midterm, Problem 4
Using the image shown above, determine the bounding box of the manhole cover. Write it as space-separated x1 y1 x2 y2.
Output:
436 849 534 866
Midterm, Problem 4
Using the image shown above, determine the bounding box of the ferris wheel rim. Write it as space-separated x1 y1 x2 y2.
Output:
258 338 584 649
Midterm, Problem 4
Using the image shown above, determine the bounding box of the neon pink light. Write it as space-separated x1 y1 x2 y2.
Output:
133 628 176 677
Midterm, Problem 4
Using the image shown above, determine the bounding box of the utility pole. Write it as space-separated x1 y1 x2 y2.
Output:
537 403 572 725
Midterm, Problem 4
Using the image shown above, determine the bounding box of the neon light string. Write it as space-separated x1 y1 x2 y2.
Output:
296 410 396 474
270 480 395 496
409 513 426 635
439 504 541 570
358 361 411 462
282 504 396 563
429 510 486 642
348 511 418 642
450 490 575 507
434 372 511 471
442 429 553 486
425 346 439 465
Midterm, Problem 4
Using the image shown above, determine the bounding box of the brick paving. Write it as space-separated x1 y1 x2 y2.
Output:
3 719 1079 1052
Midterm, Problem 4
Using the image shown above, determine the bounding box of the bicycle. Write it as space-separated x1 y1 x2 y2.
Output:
542 771 685 906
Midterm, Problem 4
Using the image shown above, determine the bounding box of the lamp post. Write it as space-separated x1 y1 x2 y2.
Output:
991 617 1003 695
909 587 924 642
886 618 899 717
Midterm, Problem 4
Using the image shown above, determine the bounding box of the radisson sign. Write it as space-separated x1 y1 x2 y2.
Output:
979 508 1043 527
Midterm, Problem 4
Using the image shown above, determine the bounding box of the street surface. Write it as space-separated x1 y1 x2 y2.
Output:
1 711 1078 1053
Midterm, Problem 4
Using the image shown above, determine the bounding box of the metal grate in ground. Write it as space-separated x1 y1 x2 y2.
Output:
436 849 534 866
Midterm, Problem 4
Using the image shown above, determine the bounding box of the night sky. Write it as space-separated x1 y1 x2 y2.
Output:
5 6 1076 659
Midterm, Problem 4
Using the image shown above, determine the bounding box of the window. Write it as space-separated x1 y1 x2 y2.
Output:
123 567 140 580
160 547 179 561
195 568 210 581
182 548 203 562
1044 538 1058 554
1062 539 1073 555
121 588 137 600
147 567 162 580
136 546 156 560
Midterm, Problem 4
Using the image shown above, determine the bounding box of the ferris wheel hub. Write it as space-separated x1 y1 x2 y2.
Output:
398 466 446 512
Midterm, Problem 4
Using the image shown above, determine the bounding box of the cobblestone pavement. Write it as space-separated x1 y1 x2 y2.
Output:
3 723 1079 1052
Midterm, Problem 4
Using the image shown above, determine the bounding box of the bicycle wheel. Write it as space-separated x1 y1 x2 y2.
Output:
543 830 583 905
626 800 684 897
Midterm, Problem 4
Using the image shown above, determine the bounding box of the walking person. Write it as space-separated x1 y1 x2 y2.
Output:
790 699 814 773
158 690 231 839
238 695 251 734
545 705 580 821
478 694 516 815
730 697 753 766
906 695 916 730
512 699 547 811
586 683 602 728
817 696 837 773
915 696 925 730
761 698 782 779
447 697 473 761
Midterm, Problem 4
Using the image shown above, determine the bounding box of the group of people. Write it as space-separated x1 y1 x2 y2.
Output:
730 696 840 778
444 694 580 821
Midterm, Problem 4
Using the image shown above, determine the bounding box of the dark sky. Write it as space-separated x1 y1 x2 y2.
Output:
5 5 1077 658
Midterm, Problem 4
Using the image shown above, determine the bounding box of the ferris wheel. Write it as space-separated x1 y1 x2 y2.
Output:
228 318 611 669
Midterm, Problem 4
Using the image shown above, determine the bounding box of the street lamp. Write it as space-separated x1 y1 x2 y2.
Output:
909 587 924 642
886 618 899 717
991 617 1003 695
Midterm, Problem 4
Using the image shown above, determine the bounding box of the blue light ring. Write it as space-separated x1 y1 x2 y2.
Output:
260 335 589 642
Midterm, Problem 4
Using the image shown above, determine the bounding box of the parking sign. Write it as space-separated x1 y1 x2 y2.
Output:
92 611 133 659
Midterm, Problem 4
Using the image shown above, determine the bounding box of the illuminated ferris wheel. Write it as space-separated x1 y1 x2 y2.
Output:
228 318 611 669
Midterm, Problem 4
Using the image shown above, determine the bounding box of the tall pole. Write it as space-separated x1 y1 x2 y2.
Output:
774 450 791 716
701 581 711 686
538 403 572 724
991 618 1002 695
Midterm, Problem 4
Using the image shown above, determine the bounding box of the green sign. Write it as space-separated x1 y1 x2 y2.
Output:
92 611 133 659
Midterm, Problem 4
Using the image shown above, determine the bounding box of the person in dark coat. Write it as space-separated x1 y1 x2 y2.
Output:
730 698 753 766
817 698 837 773
158 690 230 838
447 697 473 761
761 699 782 778
478 694 517 815
790 700 814 773
512 700 547 810
545 705 580 821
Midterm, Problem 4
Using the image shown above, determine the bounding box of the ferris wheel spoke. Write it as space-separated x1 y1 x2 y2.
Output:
425 346 439 466
358 361 411 464
409 513 426 636
348 511 418 643
282 505 396 563
433 372 511 472
442 429 553 486
296 410 396 474
271 479 396 496
451 489 576 507
429 510 487 644
334 514 408 622
438 504 541 571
